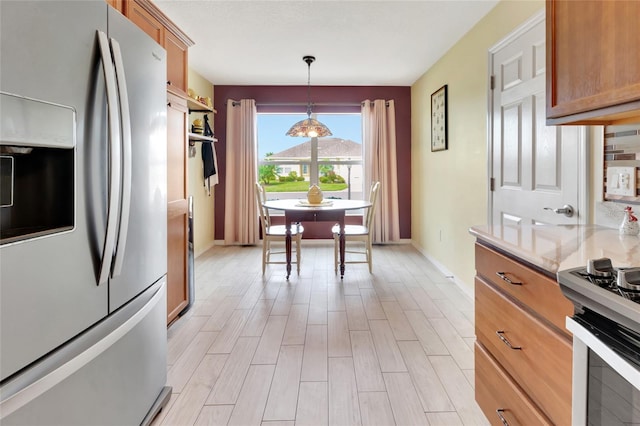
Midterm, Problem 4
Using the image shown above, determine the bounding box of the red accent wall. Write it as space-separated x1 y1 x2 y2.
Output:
212 85 411 240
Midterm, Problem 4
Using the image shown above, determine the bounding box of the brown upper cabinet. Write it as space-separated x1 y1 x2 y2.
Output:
164 31 189 96
546 0 640 125
105 0 124 14
124 0 163 45
122 0 193 96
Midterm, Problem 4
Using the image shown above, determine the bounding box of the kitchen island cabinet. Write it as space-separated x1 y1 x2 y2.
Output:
546 0 640 124
470 224 640 425
473 242 572 425
475 341 551 425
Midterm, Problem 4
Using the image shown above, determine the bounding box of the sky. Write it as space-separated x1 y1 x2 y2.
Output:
257 113 362 158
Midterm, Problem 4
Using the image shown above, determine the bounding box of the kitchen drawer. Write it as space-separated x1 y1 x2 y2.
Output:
475 243 573 333
475 278 572 425
475 342 551 426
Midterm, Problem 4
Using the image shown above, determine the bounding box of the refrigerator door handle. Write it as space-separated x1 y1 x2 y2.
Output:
96 30 122 287
109 37 131 278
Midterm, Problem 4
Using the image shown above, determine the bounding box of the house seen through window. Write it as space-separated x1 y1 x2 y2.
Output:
257 113 363 208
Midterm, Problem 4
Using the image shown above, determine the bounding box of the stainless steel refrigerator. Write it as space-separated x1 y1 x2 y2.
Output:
0 2 170 424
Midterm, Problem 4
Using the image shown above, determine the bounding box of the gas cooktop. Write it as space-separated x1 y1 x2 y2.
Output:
558 258 640 335
575 258 640 302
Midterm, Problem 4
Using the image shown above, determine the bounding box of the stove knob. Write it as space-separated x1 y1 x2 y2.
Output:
587 258 614 277
617 268 640 290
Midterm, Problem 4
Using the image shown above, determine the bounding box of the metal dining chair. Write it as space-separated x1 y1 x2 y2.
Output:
255 182 303 274
332 181 381 273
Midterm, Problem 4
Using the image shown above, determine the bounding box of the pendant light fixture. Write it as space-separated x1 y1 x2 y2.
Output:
286 56 332 138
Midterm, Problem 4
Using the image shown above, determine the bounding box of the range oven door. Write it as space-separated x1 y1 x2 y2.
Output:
566 314 640 425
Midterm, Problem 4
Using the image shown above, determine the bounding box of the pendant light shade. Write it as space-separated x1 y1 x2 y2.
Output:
286 56 332 138
285 117 332 138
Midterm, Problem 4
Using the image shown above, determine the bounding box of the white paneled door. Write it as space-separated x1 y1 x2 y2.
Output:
489 12 587 226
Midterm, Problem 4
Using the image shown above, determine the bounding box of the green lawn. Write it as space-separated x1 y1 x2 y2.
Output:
263 182 348 192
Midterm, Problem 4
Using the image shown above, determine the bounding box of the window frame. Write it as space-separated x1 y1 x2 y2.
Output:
257 111 364 198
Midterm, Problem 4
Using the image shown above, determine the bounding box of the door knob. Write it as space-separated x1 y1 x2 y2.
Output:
544 204 574 218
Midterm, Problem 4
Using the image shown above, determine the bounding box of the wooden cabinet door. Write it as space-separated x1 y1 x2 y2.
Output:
124 0 163 45
165 30 189 95
475 343 551 426
475 278 572 425
546 0 640 124
106 0 124 14
166 93 189 324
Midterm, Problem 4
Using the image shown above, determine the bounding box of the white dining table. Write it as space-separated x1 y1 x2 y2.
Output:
262 198 372 279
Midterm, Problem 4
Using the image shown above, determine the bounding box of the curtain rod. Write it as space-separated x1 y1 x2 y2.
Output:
230 101 389 107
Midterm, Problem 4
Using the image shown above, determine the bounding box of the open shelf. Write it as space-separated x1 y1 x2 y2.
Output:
186 96 216 113
188 133 217 143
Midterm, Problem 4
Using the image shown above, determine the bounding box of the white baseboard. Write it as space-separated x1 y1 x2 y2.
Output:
410 242 473 301
376 238 412 245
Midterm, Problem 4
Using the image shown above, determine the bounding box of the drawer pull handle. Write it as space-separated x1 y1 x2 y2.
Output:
496 272 522 285
496 331 522 350
496 409 509 426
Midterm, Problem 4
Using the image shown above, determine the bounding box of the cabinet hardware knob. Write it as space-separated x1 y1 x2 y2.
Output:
167 102 172 107
496 409 510 426
496 272 522 285
496 330 522 350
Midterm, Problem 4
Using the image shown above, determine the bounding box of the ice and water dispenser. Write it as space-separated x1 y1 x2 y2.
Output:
0 92 75 244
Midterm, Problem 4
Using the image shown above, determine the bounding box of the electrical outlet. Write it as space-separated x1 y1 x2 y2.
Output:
607 166 636 197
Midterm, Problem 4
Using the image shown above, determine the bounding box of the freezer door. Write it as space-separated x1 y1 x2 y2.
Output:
0 1 109 381
0 280 168 425
107 8 167 311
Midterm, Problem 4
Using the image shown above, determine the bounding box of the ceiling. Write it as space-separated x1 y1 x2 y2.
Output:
153 0 499 87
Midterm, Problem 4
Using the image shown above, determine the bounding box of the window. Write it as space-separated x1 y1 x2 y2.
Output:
257 113 364 203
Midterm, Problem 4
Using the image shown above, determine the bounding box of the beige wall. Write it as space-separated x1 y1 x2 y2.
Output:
188 69 216 257
411 0 544 295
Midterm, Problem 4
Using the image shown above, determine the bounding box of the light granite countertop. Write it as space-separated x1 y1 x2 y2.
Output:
469 224 640 275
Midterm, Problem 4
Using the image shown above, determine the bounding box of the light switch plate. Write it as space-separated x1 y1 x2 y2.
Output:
607 166 636 196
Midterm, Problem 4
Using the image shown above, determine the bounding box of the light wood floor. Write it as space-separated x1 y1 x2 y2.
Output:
152 242 489 426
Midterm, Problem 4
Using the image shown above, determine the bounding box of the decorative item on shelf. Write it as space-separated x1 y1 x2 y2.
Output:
187 88 196 99
307 184 323 204
619 206 639 236
286 56 332 138
195 96 211 108
192 118 203 134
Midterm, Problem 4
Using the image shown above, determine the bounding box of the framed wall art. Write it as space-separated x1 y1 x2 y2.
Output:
431 84 448 152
